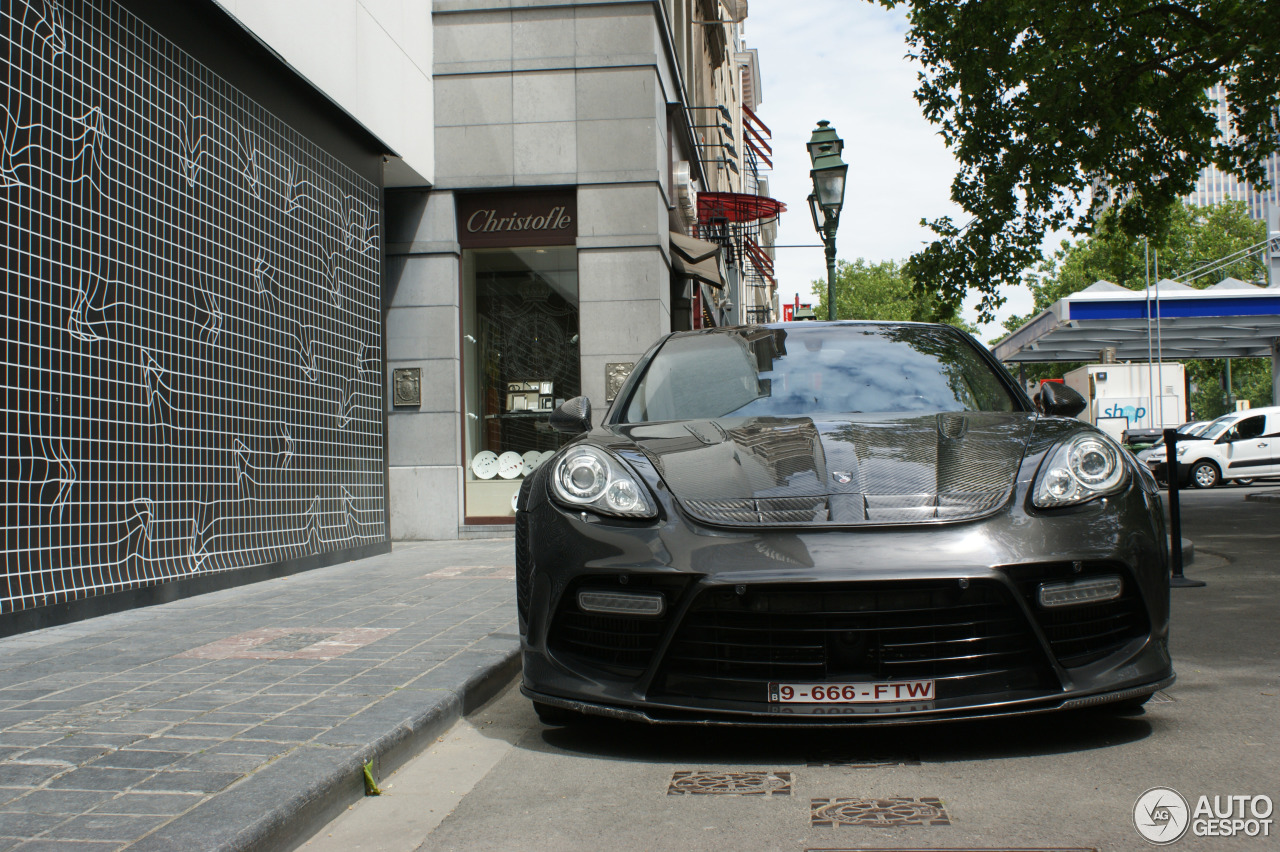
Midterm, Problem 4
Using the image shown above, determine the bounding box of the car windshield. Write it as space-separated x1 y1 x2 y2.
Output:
618 324 1021 423
1201 416 1236 440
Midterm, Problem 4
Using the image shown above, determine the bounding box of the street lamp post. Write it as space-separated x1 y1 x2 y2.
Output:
807 120 848 321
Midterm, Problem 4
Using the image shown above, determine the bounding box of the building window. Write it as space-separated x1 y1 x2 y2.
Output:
461 247 580 520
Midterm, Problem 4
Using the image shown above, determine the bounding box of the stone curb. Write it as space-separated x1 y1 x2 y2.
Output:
1244 492 1280 504
127 643 521 852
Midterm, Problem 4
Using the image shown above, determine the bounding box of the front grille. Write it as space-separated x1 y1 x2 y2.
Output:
1012 562 1150 668
653 581 1051 703
547 575 690 676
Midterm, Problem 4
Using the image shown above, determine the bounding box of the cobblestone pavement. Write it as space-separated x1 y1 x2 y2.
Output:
0 540 519 852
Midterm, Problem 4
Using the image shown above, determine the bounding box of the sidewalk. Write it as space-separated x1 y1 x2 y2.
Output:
0 540 520 852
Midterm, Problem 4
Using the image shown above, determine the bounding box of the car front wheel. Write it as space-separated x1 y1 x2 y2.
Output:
1191 460 1220 489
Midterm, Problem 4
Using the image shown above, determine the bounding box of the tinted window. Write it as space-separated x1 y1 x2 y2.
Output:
1233 415 1265 441
620 325 1019 423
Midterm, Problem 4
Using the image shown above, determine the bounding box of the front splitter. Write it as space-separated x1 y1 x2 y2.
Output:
521 675 1175 727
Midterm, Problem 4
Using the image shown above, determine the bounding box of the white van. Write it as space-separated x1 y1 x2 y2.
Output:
1147 406 1280 488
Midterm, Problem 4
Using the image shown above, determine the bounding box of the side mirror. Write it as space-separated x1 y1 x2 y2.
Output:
549 396 592 435
1033 382 1087 418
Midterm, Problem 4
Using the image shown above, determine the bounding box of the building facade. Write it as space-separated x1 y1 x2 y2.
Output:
386 0 778 538
1187 84 1280 221
1 0 430 629
2 0 780 628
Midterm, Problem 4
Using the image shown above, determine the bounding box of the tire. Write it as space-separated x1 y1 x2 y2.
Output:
1236 478 1255 486
532 700 580 726
1190 460 1220 489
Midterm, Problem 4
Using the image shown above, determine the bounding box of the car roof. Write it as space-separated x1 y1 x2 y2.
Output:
1220 405 1280 421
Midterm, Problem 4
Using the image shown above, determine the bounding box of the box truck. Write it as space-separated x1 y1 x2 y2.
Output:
1061 361 1187 445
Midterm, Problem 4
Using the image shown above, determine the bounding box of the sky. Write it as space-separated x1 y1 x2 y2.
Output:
743 2 1036 341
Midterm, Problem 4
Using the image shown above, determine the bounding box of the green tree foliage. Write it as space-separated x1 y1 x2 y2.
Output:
1010 200 1267 320
877 0 1280 323
810 258 977 333
997 200 1270 414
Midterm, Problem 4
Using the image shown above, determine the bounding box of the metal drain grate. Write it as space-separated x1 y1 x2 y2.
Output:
667 771 792 796
1149 690 1175 703
811 797 950 827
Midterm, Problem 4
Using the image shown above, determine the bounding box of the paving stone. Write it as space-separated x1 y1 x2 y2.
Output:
125 737 221 754
42 813 168 842
168 752 263 774
158 723 250 740
238 724 326 743
5 838 121 850
203 739 291 757
0 766 65 788
131 770 243 794
90 751 185 771
0 811 68 838
115 710 199 723
87 793 201 816
53 735 146 751
8 748 112 768
44 768 154 792
0 792 112 816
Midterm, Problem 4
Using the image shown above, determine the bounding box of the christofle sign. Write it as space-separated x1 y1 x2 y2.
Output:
456 190 577 248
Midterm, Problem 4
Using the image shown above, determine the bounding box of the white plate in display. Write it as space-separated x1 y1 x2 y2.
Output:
497 451 525 479
470 451 499 480
538 450 556 467
522 451 543 474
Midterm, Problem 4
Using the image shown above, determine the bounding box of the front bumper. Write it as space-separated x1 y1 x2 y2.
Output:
517 474 1173 726
1147 460 1192 485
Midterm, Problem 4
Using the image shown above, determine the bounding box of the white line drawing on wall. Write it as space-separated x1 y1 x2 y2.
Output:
2 0 387 616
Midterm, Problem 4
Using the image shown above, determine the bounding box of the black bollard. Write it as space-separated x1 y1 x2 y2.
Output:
1164 428 1206 588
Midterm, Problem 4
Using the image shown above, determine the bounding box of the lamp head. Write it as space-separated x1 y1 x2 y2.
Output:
806 120 844 165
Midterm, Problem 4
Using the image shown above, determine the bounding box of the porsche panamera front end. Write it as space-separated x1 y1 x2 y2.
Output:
515 323 1174 725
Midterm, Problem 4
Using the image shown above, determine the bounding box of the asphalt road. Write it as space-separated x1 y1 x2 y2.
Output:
299 484 1280 852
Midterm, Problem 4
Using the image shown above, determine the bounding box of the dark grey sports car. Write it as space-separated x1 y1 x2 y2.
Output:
515 322 1173 725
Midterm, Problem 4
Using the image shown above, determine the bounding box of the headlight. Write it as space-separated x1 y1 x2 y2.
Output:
550 446 656 519
1032 433 1129 508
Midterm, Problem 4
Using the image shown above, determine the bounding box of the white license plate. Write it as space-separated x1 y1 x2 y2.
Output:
768 680 935 704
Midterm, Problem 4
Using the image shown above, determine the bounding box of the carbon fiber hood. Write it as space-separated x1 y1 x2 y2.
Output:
618 413 1038 526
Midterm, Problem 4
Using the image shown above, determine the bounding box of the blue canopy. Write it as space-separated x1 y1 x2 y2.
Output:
992 278 1280 363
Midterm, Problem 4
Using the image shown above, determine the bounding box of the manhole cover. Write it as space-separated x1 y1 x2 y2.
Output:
667 771 792 796
811 797 950 827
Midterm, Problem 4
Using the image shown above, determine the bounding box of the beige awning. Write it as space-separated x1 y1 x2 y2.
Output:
670 231 723 288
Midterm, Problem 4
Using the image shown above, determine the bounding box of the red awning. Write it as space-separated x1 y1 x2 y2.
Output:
697 192 787 224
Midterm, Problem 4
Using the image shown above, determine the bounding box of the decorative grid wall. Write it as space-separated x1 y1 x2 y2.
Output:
2 0 386 616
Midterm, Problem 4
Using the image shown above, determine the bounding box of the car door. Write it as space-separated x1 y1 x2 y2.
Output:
1218 413 1270 479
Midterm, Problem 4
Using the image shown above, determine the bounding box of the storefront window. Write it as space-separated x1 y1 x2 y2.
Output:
462 247 580 520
